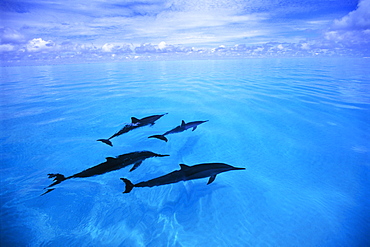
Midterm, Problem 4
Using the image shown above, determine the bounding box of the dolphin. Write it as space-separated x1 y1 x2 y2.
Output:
148 120 208 142
42 151 169 195
97 113 168 146
121 163 245 193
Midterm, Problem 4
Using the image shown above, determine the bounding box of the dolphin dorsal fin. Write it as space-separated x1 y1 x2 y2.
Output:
181 120 186 127
179 164 190 169
131 117 140 123
106 157 115 161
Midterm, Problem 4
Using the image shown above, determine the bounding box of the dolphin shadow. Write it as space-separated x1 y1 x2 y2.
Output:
176 135 201 157
159 182 227 227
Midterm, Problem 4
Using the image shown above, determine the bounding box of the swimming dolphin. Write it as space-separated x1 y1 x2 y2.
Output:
97 113 168 146
148 120 208 142
42 151 169 195
121 163 245 193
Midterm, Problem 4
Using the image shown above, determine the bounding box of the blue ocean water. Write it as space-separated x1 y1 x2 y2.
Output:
1 58 369 247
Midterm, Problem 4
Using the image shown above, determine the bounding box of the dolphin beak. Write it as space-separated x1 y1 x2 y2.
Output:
157 154 170 157
234 167 246 170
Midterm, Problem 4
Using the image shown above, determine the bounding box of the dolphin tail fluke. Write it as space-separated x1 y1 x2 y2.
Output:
148 135 168 142
97 139 113 146
40 188 55 196
46 173 67 188
121 178 134 193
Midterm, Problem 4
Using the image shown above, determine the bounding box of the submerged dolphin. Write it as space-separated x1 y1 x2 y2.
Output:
121 163 245 193
42 151 169 195
148 120 208 142
97 113 168 146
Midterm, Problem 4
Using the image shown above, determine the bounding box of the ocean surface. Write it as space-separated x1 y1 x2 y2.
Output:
1 58 369 247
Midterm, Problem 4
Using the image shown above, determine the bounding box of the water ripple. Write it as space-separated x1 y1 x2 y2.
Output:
1 58 369 247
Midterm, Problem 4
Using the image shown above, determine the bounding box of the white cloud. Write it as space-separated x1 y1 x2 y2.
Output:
129 9 268 46
70 0 269 47
1 0 351 51
102 43 115 52
26 38 56 52
332 0 370 30
326 0 370 46
158 41 166 50
0 44 15 52
0 28 25 44
301 43 310 50
325 29 370 46
1 0 368 60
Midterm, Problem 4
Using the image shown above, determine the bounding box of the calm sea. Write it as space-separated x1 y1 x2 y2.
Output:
1 58 369 247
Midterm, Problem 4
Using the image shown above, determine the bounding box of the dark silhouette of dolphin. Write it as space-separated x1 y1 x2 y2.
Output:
148 120 208 142
42 151 169 195
97 113 168 146
121 163 245 193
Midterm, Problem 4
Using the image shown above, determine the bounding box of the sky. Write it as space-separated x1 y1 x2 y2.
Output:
1 0 370 63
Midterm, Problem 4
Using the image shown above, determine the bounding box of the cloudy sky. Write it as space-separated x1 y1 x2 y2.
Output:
1 0 370 58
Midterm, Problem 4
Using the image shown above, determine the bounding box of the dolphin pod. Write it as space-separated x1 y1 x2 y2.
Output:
121 163 245 193
97 113 168 146
44 113 245 195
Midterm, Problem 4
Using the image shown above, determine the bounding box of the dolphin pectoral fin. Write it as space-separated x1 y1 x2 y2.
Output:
130 161 143 172
148 135 168 142
121 178 134 193
207 175 217 185
97 139 113 147
192 126 197 131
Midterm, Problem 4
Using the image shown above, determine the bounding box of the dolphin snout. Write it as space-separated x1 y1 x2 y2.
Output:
156 154 170 157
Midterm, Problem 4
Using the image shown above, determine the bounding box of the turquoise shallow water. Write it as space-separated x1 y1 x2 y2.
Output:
1 58 369 246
